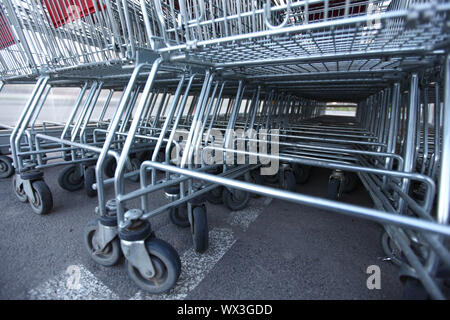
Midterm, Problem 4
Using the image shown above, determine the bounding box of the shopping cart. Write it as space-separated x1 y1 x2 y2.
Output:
2 0 202 295
2 0 449 298
0 123 15 178
92 0 449 298
0 0 155 214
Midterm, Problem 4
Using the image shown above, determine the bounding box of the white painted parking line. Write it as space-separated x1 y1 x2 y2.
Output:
228 197 272 231
132 197 272 300
28 264 119 300
28 198 272 300
131 228 236 300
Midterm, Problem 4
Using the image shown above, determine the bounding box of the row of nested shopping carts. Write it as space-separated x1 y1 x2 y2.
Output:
1 0 449 298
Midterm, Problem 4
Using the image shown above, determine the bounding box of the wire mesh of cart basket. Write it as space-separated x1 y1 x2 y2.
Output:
0 0 157 78
0 0 172 215
86 0 450 298
2 0 450 299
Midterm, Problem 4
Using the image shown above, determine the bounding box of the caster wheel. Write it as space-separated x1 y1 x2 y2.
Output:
84 219 121 267
104 156 116 178
12 175 28 203
192 206 208 253
0 155 14 178
281 170 296 192
58 165 84 191
293 164 311 184
381 231 404 266
169 205 190 228
127 158 141 183
84 167 97 197
327 178 340 200
29 180 53 215
206 186 224 205
402 277 429 300
342 172 358 193
223 188 250 211
126 238 181 294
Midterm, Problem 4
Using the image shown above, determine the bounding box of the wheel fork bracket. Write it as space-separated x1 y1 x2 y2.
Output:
16 175 37 203
121 239 156 278
94 222 118 252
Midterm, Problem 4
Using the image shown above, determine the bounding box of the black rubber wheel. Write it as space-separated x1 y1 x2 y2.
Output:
119 221 153 242
380 231 404 266
20 170 43 180
0 155 14 178
58 165 84 191
293 164 311 184
223 188 250 211
29 180 53 215
281 170 296 192
192 206 209 253
327 178 340 200
12 175 28 203
84 167 97 197
84 219 122 267
342 172 358 193
104 156 116 178
126 238 181 294
169 205 190 228
402 277 429 300
99 214 118 227
206 186 224 205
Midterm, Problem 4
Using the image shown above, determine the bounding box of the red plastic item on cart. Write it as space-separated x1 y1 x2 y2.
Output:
41 0 104 28
0 11 16 49
308 0 367 21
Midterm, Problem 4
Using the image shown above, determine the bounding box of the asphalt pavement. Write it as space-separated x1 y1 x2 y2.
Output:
0 165 403 299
